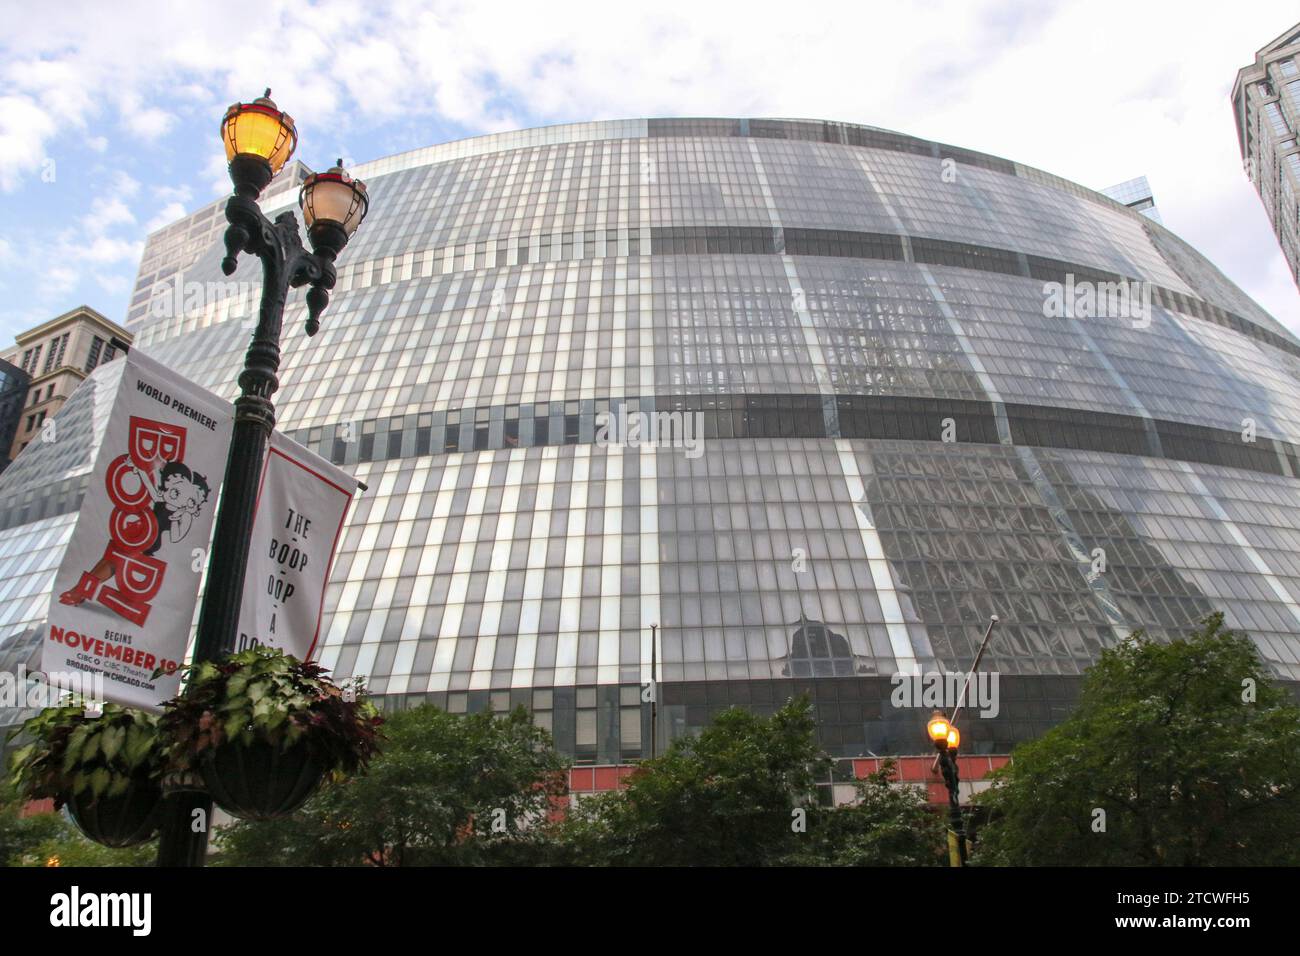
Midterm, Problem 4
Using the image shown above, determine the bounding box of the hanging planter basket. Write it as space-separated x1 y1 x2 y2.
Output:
8 703 167 850
161 648 383 819
200 739 326 820
66 777 163 848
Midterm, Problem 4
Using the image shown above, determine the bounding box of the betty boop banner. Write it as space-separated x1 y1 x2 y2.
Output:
45 350 232 709
235 432 360 662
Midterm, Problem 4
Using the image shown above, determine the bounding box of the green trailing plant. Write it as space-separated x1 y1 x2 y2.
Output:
7 704 163 808
159 646 383 777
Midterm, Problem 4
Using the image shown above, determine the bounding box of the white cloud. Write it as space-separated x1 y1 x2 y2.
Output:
125 105 175 140
0 94 57 191
0 0 1296 330
146 201 188 233
40 264 80 301
95 271 132 294
0 178 143 331
153 182 192 204
175 82 216 102
112 170 141 199
81 236 142 265
86 196 136 232
203 151 230 200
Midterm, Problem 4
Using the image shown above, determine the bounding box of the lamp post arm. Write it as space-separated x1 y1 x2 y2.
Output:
929 614 999 775
950 614 999 727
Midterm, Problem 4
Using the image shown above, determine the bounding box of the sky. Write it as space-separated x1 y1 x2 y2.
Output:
0 0 1297 344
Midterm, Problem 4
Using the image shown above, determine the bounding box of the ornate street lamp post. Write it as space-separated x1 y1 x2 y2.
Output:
927 712 968 867
156 91 369 867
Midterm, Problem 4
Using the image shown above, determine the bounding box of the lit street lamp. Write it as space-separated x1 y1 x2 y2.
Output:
928 711 967 867
156 91 369 867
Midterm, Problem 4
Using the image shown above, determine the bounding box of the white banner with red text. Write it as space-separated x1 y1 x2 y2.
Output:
44 350 231 709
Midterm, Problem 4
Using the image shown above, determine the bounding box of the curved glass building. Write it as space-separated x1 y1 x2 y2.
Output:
3 118 1300 760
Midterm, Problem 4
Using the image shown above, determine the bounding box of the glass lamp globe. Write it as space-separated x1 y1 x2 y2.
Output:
299 159 369 259
927 713 951 745
221 89 297 174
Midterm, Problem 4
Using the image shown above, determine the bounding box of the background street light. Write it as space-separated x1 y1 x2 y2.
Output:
155 91 369 867
929 710 968 867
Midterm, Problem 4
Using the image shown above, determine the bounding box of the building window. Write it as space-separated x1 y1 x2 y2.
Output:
86 336 104 372
444 410 460 452
473 408 489 451
42 333 69 374
1265 102 1290 138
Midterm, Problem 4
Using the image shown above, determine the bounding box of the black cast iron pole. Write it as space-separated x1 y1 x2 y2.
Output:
155 154 340 867
649 623 658 759
937 742 968 866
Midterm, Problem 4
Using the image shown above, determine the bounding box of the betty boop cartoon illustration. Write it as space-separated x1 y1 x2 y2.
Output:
58 461 210 608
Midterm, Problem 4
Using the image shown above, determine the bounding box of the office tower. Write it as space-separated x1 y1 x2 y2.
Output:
1101 176 1162 224
1234 22 1300 285
1 305 130 462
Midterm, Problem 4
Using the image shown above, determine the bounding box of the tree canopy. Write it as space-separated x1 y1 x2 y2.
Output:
214 703 568 866
560 697 940 866
974 613 1300 866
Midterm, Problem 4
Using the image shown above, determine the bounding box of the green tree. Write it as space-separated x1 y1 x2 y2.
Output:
16 830 156 867
782 762 944 867
975 613 1300 866
1 780 155 867
560 697 832 866
214 704 568 866
1 782 64 866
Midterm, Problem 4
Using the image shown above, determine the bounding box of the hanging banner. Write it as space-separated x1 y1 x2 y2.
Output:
235 431 359 661
44 350 232 710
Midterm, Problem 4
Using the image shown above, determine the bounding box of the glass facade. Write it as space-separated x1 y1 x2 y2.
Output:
2 117 1299 759
1101 176 1162 224
0 358 29 474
